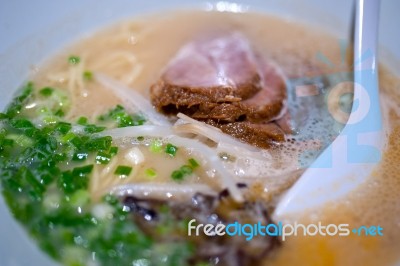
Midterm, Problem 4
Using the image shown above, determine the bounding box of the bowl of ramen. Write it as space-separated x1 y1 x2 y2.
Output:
1 1 399 265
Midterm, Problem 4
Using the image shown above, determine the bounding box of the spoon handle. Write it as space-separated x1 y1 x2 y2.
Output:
354 0 380 72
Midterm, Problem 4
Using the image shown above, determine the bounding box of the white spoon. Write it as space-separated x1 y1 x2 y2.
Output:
274 0 382 219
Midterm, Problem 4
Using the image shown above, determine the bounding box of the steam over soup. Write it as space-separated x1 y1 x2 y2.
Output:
1 10 400 266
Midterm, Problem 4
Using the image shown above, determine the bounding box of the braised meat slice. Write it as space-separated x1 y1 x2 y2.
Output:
219 122 285 149
151 32 262 109
150 32 289 147
190 58 287 123
240 57 287 122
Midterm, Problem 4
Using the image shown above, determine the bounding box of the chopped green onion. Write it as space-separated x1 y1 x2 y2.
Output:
70 135 84 148
180 165 193 175
188 158 199 169
84 124 106 133
69 189 90 208
5 82 33 118
171 159 199 182
98 105 146 128
109 146 118 156
68 55 80 65
72 164 93 177
77 116 88 125
150 139 163 153
39 87 54 97
60 165 93 194
95 151 111 164
0 112 8 120
145 168 157 178
54 109 65 117
7 134 33 147
165 143 178 157
171 170 184 181
114 165 132 176
56 122 72 134
61 132 76 143
2 138 14 147
83 71 93 81
10 118 37 135
85 136 112 151
72 152 88 161
94 145 118 163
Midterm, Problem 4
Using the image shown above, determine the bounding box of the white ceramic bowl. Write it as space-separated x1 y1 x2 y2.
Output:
0 1 399 265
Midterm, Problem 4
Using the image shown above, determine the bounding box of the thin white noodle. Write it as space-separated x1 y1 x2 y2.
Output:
167 135 243 202
91 164 100 195
94 73 171 126
46 71 69 83
176 113 259 151
90 51 137 69
175 114 268 161
122 64 143 85
110 183 218 201
100 126 243 202
99 125 174 138
89 51 142 86
64 58 87 120
76 58 85 92
100 158 118 178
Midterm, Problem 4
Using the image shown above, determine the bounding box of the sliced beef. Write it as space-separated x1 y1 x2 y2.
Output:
150 32 290 147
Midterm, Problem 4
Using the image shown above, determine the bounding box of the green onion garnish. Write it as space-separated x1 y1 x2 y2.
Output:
85 136 112 151
150 139 163 153
171 170 184 181
77 116 88 125
95 151 112 164
54 109 65 117
39 87 54 97
55 122 72 134
188 158 199 168
68 55 80 65
114 165 132 176
109 146 118 156
83 71 93 81
84 124 106 133
72 152 89 161
98 105 146 128
170 159 200 181
60 132 76 143
145 168 157 178
72 164 94 177
165 143 178 157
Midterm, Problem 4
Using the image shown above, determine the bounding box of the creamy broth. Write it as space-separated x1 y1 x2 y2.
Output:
4 10 400 266
270 69 400 266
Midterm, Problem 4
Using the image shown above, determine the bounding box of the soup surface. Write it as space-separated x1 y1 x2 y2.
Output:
1 10 399 266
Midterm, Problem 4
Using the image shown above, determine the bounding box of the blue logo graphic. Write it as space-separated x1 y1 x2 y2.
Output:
286 39 382 168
